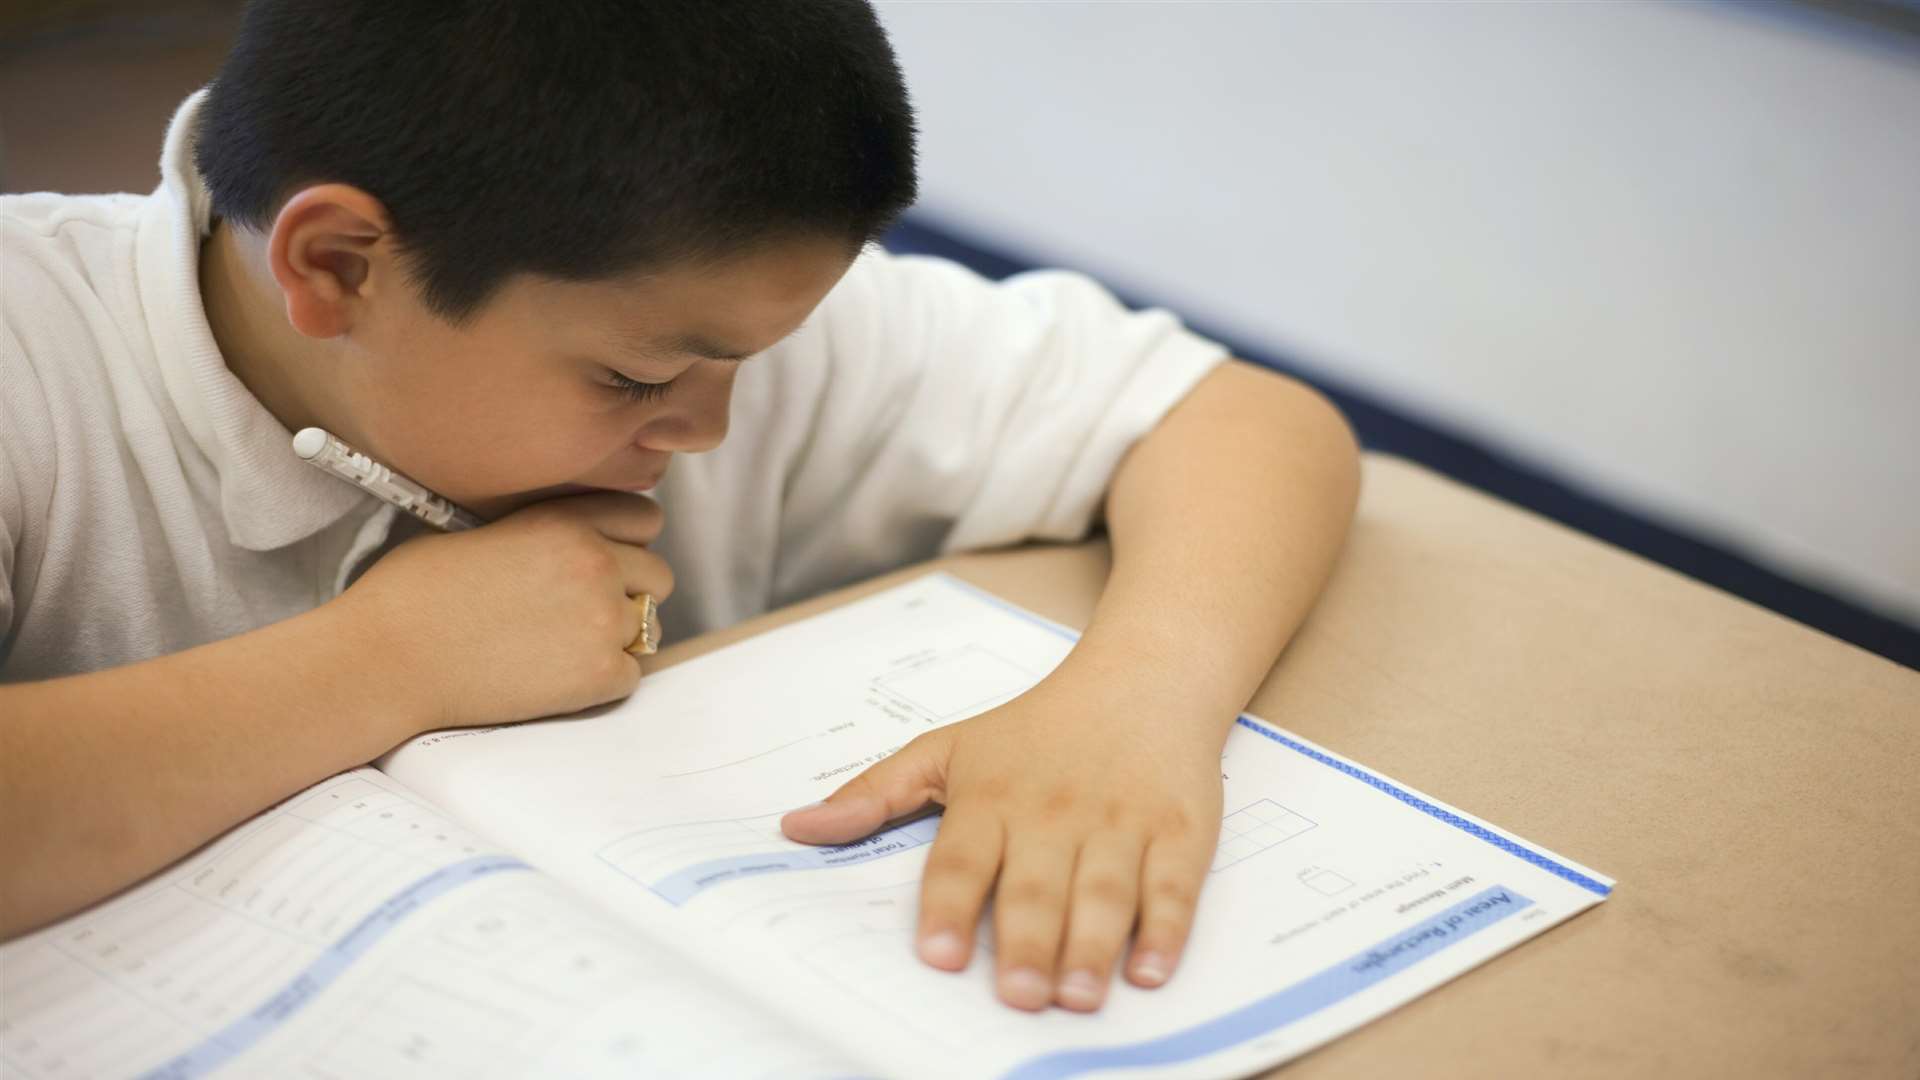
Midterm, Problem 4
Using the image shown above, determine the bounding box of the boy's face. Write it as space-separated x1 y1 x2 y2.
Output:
334 235 853 520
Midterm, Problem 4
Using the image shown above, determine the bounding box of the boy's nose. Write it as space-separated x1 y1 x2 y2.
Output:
635 381 733 455
669 407 730 453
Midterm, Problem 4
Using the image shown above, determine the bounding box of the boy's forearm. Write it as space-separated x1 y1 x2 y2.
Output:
1054 360 1361 728
0 599 430 941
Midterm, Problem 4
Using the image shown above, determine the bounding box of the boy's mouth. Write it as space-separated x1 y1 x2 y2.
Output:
617 465 669 493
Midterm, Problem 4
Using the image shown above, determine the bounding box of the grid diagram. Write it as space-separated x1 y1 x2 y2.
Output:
1298 866 1357 896
1210 799 1318 872
874 645 1037 719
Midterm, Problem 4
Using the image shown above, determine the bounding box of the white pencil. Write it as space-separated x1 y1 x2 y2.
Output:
290 426 485 532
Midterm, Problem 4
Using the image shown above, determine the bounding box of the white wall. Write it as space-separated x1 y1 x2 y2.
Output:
875 1 1920 623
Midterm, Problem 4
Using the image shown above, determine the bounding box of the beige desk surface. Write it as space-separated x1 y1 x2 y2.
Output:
650 453 1920 1078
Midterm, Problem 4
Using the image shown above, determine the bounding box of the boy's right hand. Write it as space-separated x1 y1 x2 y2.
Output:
335 491 673 732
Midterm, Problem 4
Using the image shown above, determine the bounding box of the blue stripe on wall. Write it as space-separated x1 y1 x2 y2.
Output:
881 216 1920 672
1765 0 1920 57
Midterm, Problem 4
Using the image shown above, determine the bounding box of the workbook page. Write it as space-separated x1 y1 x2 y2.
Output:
376 575 1614 1079
0 768 859 1080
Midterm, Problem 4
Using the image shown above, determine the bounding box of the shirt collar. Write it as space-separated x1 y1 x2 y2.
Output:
137 89 372 551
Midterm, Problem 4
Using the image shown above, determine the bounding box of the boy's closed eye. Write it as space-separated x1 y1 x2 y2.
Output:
604 368 674 403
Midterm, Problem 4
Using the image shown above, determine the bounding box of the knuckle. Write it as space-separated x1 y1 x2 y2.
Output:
917 899 976 932
585 650 625 683
1143 876 1196 914
1060 930 1122 971
923 849 991 883
897 730 945 762
1152 805 1196 838
577 542 617 579
587 596 621 634
997 876 1062 910
995 933 1058 964
543 527 603 575
1077 874 1135 910
831 775 875 799
972 774 1012 801
1138 915 1191 949
1039 786 1076 819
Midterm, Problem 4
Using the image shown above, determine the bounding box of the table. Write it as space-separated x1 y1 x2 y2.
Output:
649 453 1920 1078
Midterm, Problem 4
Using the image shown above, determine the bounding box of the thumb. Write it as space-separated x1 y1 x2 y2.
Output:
781 733 951 846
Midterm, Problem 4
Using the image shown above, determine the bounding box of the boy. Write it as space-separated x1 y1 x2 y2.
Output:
0 0 1358 1016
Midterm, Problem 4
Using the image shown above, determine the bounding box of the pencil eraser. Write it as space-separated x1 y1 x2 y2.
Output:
292 427 328 460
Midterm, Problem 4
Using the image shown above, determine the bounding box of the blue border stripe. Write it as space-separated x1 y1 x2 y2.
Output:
931 575 1611 897
138 855 533 1079
935 574 1082 643
999 885 1533 1079
623 816 943 905
1232 717 1611 897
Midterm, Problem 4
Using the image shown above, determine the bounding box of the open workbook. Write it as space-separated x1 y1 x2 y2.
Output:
1 574 1613 1079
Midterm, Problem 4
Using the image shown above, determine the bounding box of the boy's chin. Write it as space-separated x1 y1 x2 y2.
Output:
462 482 655 521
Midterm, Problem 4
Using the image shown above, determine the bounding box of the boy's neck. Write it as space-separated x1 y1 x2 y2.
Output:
198 219 336 439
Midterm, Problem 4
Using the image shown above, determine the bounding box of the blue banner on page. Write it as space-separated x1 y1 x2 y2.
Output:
643 815 943 906
138 855 531 1080
998 884 1532 1080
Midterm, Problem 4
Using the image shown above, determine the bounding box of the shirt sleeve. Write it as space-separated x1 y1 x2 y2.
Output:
0 317 50 663
769 245 1230 604
0 461 15 659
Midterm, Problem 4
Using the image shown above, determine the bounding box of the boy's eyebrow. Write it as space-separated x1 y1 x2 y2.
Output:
661 333 754 362
610 320 811 364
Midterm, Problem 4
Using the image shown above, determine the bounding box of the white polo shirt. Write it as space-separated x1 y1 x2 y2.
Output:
0 91 1228 683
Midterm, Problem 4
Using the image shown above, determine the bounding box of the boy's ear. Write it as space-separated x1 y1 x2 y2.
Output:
266 183 397 339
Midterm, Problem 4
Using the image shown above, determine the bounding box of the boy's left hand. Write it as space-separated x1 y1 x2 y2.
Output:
780 675 1225 1013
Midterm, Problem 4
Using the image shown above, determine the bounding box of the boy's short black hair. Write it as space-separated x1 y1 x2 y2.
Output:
193 0 918 322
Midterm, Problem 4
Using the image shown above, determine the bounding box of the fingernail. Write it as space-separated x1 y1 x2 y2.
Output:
1056 970 1104 1011
918 931 965 969
1132 950 1172 986
998 967 1051 1010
